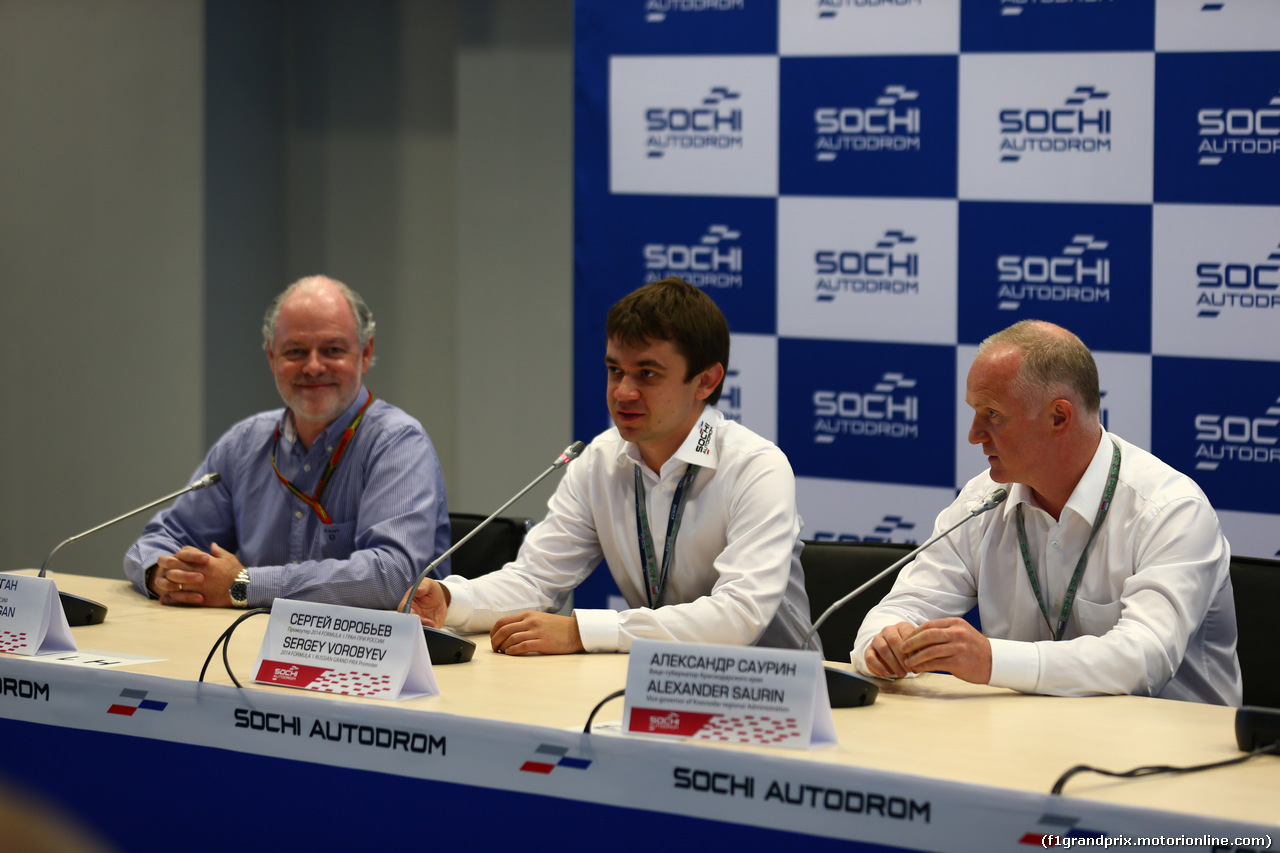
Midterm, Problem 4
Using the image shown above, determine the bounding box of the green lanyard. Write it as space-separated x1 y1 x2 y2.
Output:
634 463 700 609
1015 438 1121 642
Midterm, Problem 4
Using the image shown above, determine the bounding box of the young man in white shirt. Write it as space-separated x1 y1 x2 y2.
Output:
402 277 817 655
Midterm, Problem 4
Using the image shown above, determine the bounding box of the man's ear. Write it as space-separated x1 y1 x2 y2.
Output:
1048 398 1074 435
695 362 726 401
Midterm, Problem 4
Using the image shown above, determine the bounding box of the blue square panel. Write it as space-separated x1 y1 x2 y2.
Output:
1152 356 1280 515
1154 52 1280 205
960 0 1154 53
780 55 958 198
778 339 956 488
578 194 777 336
958 201 1152 352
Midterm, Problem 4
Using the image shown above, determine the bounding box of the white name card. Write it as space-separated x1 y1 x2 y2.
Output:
0 573 77 656
253 599 438 701
623 640 836 750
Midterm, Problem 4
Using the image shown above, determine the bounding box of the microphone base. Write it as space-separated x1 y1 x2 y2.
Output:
824 666 879 708
424 626 476 665
1235 706 1280 751
60 591 108 626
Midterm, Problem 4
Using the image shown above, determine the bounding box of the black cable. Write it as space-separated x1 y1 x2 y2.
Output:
199 608 270 687
583 688 626 734
1051 743 1280 795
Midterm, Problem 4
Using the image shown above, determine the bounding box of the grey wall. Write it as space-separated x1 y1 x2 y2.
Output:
0 0 573 580
0 0 207 576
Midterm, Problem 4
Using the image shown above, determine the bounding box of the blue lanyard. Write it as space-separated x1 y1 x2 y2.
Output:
634 463 700 609
1015 439 1121 642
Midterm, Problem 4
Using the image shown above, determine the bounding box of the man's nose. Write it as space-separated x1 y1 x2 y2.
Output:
613 374 639 399
968 417 985 445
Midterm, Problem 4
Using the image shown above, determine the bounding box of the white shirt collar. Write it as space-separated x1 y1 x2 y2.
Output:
1008 430 1113 525
618 407 724 477
1060 430 1116 527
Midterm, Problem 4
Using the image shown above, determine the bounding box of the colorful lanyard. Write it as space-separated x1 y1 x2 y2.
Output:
634 463 700 609
271 390 374 524
1015 438 1121 642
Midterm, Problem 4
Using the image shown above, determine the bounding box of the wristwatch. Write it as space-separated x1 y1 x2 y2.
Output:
229 568 251 608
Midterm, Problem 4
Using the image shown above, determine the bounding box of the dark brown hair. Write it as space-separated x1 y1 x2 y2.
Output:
606 277 730 405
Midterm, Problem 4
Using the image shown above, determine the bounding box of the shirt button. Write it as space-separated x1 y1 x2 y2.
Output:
304 464 311 472
326 446 334 453
295 511 304 519
1051 540 1060 549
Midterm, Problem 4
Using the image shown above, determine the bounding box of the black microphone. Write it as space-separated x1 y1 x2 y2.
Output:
813 486 1010 708
402 441 586 665
36 472 223 626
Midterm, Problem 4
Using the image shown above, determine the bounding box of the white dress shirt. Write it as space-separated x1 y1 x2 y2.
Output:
441 408 817 653
852 432 1241 705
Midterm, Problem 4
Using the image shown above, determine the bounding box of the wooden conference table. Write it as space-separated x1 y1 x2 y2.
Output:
1 574 1276 852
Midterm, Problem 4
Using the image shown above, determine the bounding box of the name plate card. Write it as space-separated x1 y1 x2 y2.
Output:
623 640 836 750
0 573 76 656
253 599 438 701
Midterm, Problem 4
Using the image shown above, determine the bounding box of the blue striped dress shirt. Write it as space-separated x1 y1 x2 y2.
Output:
124 386 450 609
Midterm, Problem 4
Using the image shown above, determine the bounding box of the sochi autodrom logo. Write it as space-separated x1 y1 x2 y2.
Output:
1194 394 1280 472
814 85 921 161
1000 85 1111 163
996 234 1110 311
810 514 919 543
644 224 742 289
1197 87 1280 166
812 373 919 445
645 87 743 159
1196 238 1280 318
644 0 744 25
817 0 922 20
813 230 918 302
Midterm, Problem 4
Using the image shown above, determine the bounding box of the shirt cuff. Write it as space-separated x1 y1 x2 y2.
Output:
440 577 474 627
573 609 620 653
247 566 280 609
987 637 1040 694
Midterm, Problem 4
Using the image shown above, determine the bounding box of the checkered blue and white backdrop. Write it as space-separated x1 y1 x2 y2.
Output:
573 0 1280 607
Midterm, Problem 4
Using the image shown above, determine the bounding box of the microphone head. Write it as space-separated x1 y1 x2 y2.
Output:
554 440 587 468
195 472 222 489
972 487 1009 515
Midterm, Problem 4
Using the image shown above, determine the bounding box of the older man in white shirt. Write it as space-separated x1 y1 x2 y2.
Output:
853 320 1241 705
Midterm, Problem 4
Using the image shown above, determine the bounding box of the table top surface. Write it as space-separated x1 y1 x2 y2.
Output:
16 572 1280 826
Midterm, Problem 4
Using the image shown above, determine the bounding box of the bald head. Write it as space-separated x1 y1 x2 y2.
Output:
975 320 1100 417
262 276 376 358
263 275 377 448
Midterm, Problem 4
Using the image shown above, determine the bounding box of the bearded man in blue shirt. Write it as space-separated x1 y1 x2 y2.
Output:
124 275 450 610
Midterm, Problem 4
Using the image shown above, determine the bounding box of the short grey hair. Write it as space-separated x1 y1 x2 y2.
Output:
976 319 1100 415
262 276 376 360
